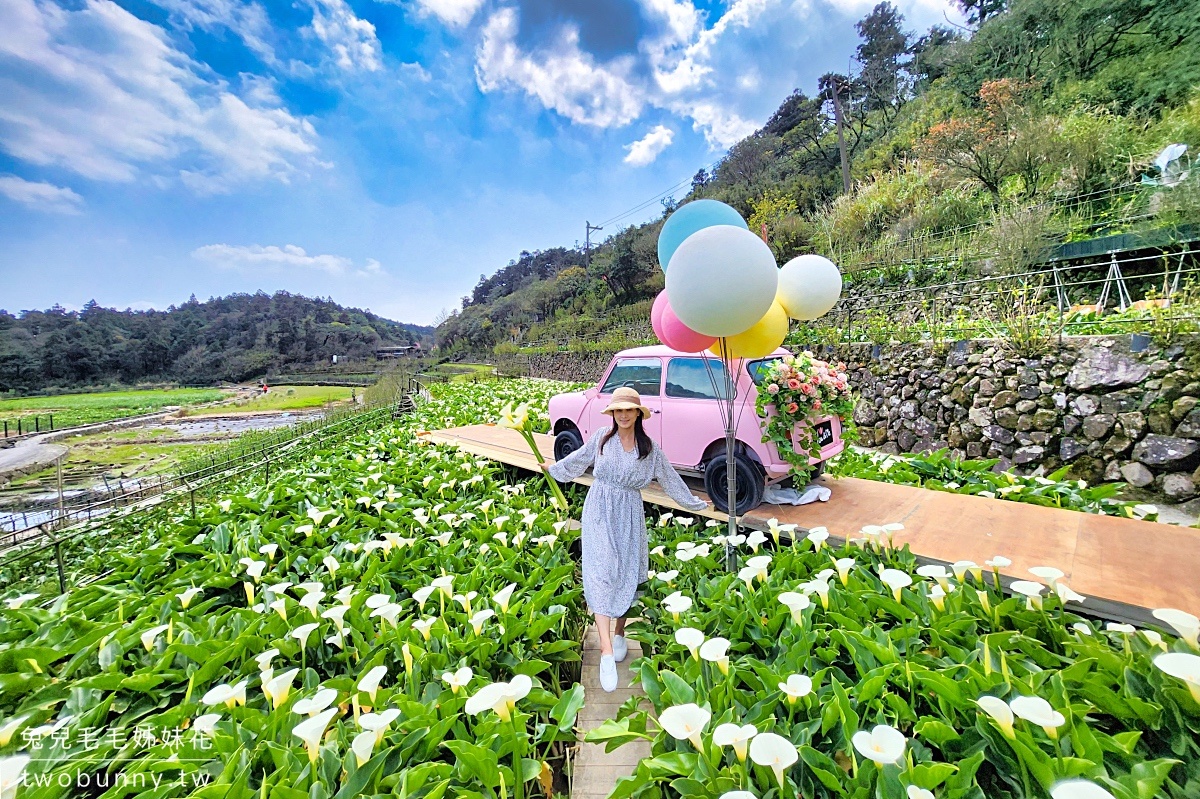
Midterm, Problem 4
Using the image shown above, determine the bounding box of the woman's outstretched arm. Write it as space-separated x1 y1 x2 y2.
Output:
652 445 709 512
546 430 599 482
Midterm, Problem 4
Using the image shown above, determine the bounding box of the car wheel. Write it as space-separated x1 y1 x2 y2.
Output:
704 452 764 515
810 460 826 480
554 428 584 462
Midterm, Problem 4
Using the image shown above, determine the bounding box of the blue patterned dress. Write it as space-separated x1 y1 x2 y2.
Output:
549 429 708 617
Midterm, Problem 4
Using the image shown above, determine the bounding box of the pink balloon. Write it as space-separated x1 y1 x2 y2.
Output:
651 291 669 337
653 293 717 352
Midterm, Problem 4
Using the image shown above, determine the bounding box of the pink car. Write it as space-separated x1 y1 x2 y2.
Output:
549 345 845 513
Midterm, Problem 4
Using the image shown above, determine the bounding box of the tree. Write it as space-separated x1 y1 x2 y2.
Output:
854 2 912 116
690 168 710 193
953 0 1006 26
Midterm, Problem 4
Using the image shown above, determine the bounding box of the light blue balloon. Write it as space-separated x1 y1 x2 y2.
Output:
658 199 748 271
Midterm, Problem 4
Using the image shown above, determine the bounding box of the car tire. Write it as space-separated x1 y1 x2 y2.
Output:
810 460 826 480
703 452 764 515
554 428 584 462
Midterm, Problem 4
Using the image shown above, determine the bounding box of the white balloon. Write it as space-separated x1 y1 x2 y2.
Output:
665 225 779 338
777 254 842 320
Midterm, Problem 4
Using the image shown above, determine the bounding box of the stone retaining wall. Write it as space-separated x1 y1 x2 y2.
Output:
498 335 1200 500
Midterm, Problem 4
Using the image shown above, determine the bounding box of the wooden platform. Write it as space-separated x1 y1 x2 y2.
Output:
421 425 1200 626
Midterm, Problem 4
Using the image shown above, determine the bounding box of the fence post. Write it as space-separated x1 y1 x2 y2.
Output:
35 416 40 434
49 414 53 431
54 539 66 593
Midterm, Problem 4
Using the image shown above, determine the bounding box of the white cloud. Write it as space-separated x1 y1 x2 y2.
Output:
0 0 319 191
411 0 487 28
623 125 674 166
152 0 277 63
475 8 644 128
0 174 84 214
304 0 383 72
192 244 385 277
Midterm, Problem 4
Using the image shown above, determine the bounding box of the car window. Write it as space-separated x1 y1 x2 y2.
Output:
600 358 662 396
665 358 731 400
747 357 782 386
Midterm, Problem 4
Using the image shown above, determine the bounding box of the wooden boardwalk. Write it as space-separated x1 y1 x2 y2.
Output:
571 624 651 799
423 424 1200 625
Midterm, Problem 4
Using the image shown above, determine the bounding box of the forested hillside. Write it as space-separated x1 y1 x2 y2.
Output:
438 0 1200 355
0 292 426 392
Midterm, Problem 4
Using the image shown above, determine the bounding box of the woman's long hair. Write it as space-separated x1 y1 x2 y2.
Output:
601 414 653 459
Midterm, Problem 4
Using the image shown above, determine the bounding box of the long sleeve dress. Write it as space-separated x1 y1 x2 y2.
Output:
548 429 708 618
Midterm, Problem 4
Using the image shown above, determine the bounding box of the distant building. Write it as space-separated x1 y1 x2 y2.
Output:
376 345 419 358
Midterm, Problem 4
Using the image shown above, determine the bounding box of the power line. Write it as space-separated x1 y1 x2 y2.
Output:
594 157 725 230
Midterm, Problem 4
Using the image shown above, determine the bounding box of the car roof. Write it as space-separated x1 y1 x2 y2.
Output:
614 345 791 358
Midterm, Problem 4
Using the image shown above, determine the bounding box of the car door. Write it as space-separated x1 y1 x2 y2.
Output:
659 356 731 469
592 357 664 443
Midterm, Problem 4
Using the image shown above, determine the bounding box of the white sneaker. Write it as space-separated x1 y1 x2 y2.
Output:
612 635 628 663
599 655 618 692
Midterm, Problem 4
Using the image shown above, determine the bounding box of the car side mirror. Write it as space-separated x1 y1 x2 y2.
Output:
585 387 598 399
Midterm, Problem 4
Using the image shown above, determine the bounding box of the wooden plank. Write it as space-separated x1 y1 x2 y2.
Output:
422 425 1200 623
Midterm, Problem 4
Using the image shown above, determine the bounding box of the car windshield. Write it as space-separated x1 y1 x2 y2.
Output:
746 357 782 386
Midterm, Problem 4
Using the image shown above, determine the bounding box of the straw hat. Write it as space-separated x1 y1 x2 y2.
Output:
602 386 652 419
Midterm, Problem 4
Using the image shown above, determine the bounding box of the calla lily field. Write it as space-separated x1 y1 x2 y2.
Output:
1 376 1198 799
587 513 1200 798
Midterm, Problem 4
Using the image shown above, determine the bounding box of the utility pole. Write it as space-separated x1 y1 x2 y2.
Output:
585 222 603 270
830 78 852 195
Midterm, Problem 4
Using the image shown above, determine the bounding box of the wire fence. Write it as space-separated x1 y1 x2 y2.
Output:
0 396 410 547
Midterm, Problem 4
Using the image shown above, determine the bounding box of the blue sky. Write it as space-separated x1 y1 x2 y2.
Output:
0 0 961 325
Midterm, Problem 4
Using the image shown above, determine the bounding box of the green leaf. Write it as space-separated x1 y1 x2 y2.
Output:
550 684 586 731
660 670 696 706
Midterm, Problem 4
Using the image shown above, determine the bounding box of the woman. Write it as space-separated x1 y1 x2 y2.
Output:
541 386 708 692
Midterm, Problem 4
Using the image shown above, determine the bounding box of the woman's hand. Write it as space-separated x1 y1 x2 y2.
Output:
538 461 554 472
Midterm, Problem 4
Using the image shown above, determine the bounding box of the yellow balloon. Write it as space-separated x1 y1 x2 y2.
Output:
710 301 789 359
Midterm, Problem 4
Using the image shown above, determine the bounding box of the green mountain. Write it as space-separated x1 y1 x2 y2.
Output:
0 292 423 393
437 0 1200 355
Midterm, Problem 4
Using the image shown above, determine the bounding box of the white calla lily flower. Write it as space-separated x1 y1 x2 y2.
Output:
358 665 388 703
713 722 757 762
358 708 401 744
1 754 32 798
1009 695 1066 737
352 730 377 766
140 624 169 652
658 703 710 750
291 622 320 648
835 557 855 585
413 617 437 640
907 787 935 799
976 696 1015 738
699 637 731 674
470 609 496 635
464 674 533 722
192 714 221 736
442 666 473 694
293 688 338 716
777 591 811 623
1049 780 1117 799
202 680 247 709
1009 580 1045 610
292 707 338 763
1152 608 1200 649
916 565 951 590
264 668 300 709
1153 652 1200 702
663 591 693 621
1029 566 1065 586
674 627 706 660
879 569 912 601
178 587 204 608
749 731 799 787
779 674 813 704
852 724 907 764
493 583 517 613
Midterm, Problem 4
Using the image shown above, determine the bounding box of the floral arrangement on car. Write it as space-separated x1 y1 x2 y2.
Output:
754 351 856 479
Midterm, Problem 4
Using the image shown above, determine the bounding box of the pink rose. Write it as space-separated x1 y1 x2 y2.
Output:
786 378 801 390
767 383 780 395
786 402 800 414
813 400 822 411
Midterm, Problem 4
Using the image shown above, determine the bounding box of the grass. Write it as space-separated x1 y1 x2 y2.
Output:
0 388 229 430
183 385 354 415
428 363 496 382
